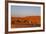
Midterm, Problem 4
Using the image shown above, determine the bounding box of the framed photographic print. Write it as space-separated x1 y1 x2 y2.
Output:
5 1 45 33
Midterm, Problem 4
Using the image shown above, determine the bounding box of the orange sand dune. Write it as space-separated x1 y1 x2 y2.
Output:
11 16 41 28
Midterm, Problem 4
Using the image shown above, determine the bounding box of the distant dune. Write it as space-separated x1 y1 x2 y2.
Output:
11 16 41 28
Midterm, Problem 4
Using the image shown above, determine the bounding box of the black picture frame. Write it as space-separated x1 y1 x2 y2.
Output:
5 1 45 34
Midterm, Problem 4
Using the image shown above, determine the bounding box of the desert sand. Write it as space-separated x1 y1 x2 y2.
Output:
11 16 41 28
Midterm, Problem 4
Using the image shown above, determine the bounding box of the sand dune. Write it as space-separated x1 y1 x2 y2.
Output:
11 16 41 28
